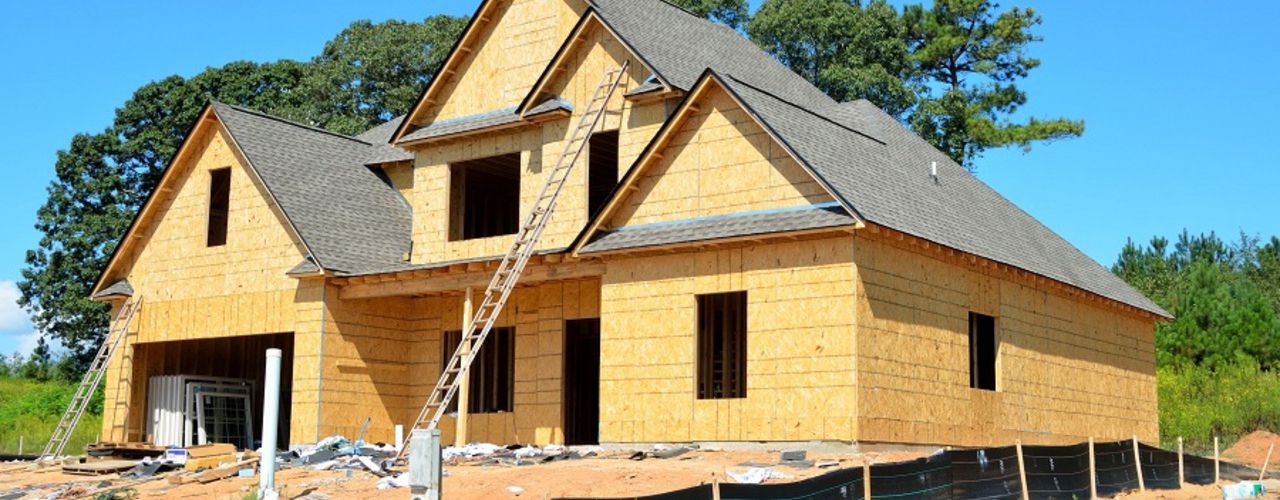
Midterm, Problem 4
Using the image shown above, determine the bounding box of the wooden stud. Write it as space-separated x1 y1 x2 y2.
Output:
1132 436 1145 492
1177 437 1184 487
1260 444 1273 481
863 461 872 500
1215 436 1220 484
455 287 473 448
1088 437 1098 499
1016 440 1029 500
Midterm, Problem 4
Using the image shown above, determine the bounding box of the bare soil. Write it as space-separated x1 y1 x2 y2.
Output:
1225 431 1280 470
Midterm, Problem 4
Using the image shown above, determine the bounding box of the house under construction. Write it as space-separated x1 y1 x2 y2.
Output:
90 0 1168 450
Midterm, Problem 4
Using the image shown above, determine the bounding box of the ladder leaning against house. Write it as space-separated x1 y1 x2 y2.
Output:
39 296 143 460
398 62 630 459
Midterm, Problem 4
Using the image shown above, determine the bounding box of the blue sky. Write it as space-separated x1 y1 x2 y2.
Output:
0 1 1276 355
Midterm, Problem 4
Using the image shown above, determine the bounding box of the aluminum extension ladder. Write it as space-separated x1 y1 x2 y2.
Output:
39 296 143 460
398 62 630 458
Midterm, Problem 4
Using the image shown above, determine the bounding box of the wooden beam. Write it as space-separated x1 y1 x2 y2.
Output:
339 261 606 300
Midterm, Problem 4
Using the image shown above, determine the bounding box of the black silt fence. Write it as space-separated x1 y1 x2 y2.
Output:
947 446 1021 500
1090 440 1140 497
554 440 1271 500
1181 453 1216 485
869 453 953 499
720 466 864 500
1021 443 1091 499
558 483 715 500
1135 443 1180 490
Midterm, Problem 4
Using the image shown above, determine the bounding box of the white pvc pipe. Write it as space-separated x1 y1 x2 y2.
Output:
259 348 282 494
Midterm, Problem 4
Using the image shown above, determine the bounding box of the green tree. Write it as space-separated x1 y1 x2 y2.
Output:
301 16 468 135
748 0 916 117
667 0 751 29
20 17 466 372
748 0 1084 169
1114 231 1280 371
903 0 1084 167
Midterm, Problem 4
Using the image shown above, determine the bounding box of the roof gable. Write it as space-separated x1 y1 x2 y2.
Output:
393 0 588 143
573 71 856 254
92 107 313 296
516 9 668 116
210 103 413 274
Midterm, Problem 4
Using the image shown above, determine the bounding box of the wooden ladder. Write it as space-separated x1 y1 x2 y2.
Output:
39 296 143 460
398 62 629 459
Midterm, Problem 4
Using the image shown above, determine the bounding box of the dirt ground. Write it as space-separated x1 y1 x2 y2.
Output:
0 448 924 499
1226 431 1280 469
0 447 1273 499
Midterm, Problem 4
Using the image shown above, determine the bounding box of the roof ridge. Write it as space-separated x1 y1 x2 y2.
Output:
211 101 375 146
722 74 884 145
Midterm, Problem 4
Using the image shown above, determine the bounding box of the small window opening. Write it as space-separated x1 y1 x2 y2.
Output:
442 327 515 413
587 130 619 219
969 312 997 391
697 291 747 399
450 153 521 240
207 168 231 247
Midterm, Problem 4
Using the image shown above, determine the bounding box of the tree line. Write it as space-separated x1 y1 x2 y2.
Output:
20 0 1079 370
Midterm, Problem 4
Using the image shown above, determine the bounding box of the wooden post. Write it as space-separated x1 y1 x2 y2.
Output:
863 461 872 500
1088 437 1098 499
1132 436 1145 492
1259 444 1274 481
17 436 22 455
1177 437 1184 486
1016 440 1029 500
1214 436 1220 484
455 287 473 447
712 477 721 500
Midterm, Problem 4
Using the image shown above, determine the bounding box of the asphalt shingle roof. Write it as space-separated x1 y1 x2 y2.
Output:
178 1 1164 317
211 102 413 274
712 75 1169 317
399 99 572 143
358 115 415 164
93 279 134 299
580 203 854 254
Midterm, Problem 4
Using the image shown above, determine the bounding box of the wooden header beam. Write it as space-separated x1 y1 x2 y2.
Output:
338 261 605 300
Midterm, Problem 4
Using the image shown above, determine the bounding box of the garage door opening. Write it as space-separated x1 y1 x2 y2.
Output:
132 333 293 449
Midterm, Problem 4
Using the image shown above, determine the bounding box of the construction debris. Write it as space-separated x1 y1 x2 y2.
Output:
727 467 791 485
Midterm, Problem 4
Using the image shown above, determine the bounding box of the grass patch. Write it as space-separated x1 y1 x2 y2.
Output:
1159 360 1280 455
0 377 103 455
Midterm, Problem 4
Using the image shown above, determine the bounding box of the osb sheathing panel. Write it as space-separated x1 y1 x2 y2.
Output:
852 230 1158 447
409 27 670 264
381 161 414 202
608 85 834 230
415 0 587 126
100 122 308 442
307 278 601 446
598 236 857 443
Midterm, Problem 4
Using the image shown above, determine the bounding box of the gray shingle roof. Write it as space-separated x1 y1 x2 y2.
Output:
589 0 873 139
93 279 134 299
211 102 412 274
399 99 572 143
580 203 854 254
358 115 415 164
711 75 1169 317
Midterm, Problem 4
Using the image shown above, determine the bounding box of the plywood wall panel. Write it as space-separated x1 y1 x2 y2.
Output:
852 230 1158 446
599 237 857 443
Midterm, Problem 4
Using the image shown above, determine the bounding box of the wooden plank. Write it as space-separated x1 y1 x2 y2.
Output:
340 262 605 300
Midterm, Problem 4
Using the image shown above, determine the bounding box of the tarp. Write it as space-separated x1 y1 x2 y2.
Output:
720 466 863 499
1021 443 1091 499
868 453 953 499
948 446 1021 500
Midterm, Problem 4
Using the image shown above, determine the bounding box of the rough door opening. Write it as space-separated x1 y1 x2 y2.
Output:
450 153 521 241
564 318 601 446
969 312 997 391
130 333 293 447
442 327 515 413
587 130 619 220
